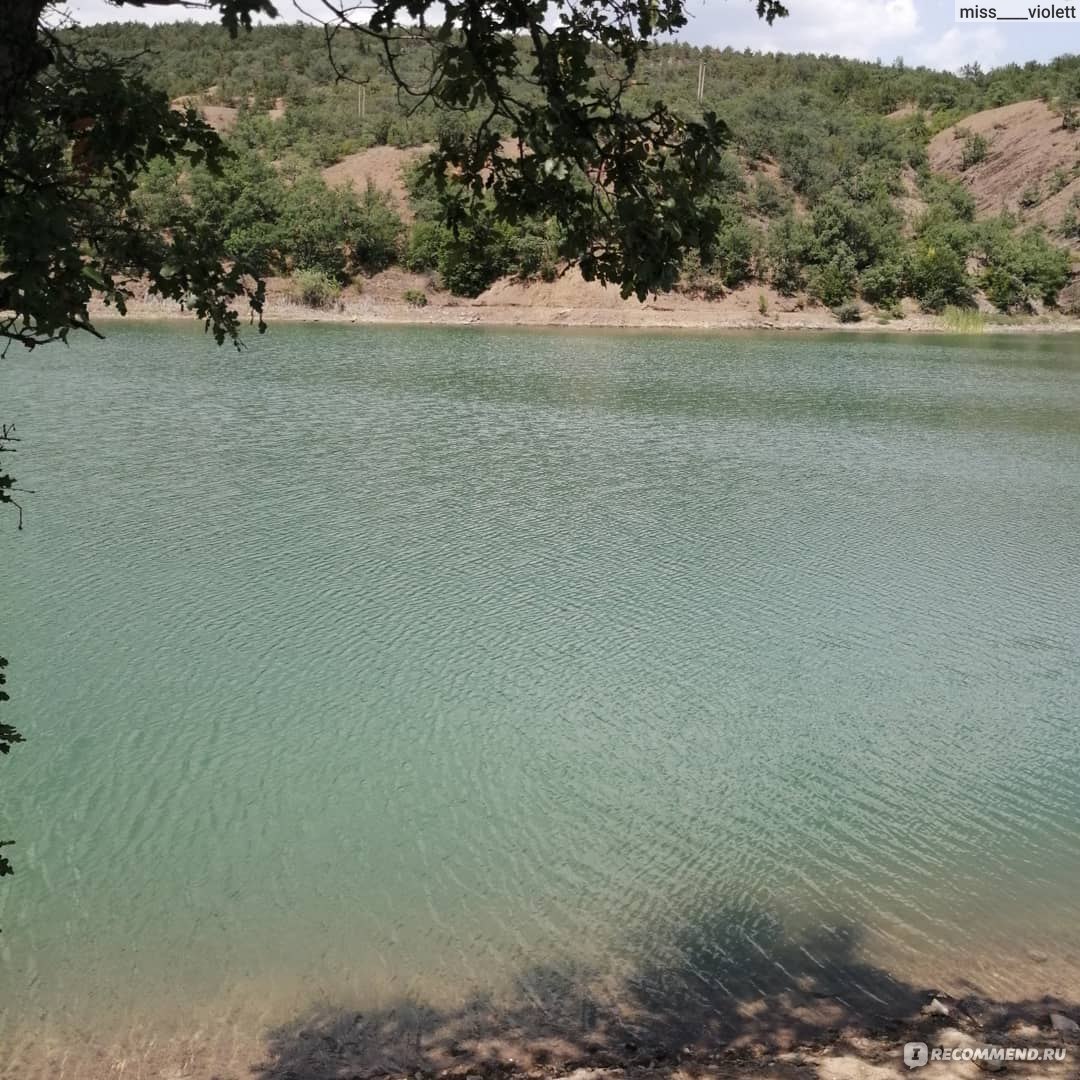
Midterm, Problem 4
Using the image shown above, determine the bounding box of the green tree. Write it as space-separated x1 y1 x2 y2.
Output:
859 258 906 306
765 213 810 295
1 4 274 350
0 426 26 886
977 221 1071 311
713 215 760 287
278 171 355 280
960 131 989 170
1056 71 1080 130
907 238 973 312
808 250 858 307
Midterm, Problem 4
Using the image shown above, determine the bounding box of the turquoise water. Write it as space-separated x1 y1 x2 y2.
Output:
2 325 1079 1076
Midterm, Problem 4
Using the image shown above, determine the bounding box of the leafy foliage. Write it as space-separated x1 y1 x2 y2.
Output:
976 221 1071 311
959 131 989 170
907 237 973 313
0 32 266 349
0 424 23 886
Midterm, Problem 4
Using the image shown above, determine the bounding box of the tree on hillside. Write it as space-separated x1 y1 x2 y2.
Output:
1 2 277 350
0 0 789 893
309 0 787 298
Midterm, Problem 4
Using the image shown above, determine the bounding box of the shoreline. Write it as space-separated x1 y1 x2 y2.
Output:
5 986 1078 1080
88 288 1080 337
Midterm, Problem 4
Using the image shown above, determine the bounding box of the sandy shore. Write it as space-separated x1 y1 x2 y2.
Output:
6 991 1078 1080
88 269 1080 336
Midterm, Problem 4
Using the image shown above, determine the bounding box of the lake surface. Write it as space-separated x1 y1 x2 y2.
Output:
2 325 1080 1077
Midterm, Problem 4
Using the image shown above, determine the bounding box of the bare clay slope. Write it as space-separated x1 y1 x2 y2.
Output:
321 144 430 220
929 100 1080 249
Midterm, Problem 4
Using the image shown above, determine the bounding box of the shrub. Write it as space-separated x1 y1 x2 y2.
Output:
403 288 428 307
405 220 448 273
513 233 548 279
677 249 725 299
859 259 906 305
907 239 973 312
511 220 561 282
834 302 862 323
1019 185 1041 209
808 194 900 272
920 175 976 223
978 223 1071 311
808 250 857 307
1049 168 1070 195
279 172 354 281
960 132 989 170
713 218 759 287
437 219 516 296
147 150 286 278
292 268 341 308
765 214 809 295
1020 232 1071 306
751 176 790 217
1059 207 1080 242
347 183 404 272
758 292 769 315
406 215 516 296
982 265 1029 312
1059 91 1080 132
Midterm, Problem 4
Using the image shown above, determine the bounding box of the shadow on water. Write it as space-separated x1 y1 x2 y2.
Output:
249 900 1079 1080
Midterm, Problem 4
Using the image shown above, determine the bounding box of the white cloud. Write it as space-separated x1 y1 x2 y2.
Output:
690 0 921 61
913 25 1006 71
62 0 1062 71
66 0 221 23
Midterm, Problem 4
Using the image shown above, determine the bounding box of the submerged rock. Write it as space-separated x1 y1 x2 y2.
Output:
936 1028 1007 1074
960 997 1009 1031
1049 1012 1080 1039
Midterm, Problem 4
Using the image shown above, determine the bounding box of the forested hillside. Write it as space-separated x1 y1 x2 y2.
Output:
69 23 1080 317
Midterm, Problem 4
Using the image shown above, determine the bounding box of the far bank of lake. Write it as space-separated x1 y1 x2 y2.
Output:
88 269 1080 336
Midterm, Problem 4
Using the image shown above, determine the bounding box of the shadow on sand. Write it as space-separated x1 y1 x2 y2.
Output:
248 900 1078 1080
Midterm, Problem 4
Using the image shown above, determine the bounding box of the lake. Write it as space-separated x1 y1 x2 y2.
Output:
2 324 1079 1078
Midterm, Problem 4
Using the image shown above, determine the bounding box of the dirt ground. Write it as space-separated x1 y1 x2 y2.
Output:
12 991 1076 1080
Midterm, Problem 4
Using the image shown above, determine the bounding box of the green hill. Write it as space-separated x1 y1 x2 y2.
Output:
68 23 1080 315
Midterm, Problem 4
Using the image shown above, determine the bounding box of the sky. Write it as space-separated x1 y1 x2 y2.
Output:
66 0 1078 72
